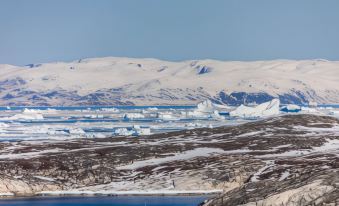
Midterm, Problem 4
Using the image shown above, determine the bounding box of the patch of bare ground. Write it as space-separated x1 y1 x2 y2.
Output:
0 114 339 205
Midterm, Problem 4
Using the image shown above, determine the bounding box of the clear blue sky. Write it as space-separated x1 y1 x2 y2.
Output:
1 0 339 65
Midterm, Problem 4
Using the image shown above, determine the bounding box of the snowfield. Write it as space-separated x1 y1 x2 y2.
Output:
1 57 339 105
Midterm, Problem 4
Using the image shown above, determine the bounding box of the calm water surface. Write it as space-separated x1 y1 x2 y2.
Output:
0 196 210 206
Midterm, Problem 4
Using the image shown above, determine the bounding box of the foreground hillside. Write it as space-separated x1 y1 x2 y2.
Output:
1 114 339 206
1 57 339 105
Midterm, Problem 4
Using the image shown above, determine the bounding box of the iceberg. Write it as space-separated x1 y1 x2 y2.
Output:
301 106 318 113
186 110 210 118
187 100 231 119
211 110 225 120
196 100 216 113
23 108 58 114
85 114 104 119
230 99 280 118
123 113 145 120
100 108 120 113
114 128 134 136
3 112 44 120
157 112 179 121
147 107 158 111
114 125 151 136
308 102 318 107
69 128 86 135
281 104 301 113
132 125 151 135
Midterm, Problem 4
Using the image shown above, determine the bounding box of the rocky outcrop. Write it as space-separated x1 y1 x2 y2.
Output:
1 114 339 205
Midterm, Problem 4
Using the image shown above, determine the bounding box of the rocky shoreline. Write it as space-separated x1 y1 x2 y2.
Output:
1 114 339 205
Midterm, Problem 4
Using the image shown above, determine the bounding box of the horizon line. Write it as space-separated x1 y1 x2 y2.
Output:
1 56 337 67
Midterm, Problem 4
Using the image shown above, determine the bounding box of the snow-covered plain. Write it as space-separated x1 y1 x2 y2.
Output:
1 57 339 106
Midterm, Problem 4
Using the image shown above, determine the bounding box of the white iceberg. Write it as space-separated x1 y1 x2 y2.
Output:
69 128 86 135
101 107 120 113
114 125 151 136
186 100 230 119
211 110 226 120
196 100 215 113
132 125 151 135
23 108 58 114
281 104 301 112
3 112 44 120
23 125 68 135
308 101 318 107
230 99 280 118
85 114 104 119
157 112 179 120
186 110 210 118
147 107 158 111
301 106 318 113
196 100 231 112
114 128 134 136
123 113 145 120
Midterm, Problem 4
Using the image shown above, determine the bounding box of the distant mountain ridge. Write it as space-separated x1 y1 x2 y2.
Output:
0 57 338 106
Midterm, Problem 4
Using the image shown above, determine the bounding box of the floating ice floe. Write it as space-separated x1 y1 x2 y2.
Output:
230 99 280 118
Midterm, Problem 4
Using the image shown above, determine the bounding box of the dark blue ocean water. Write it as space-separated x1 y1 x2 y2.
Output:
0 196 209 206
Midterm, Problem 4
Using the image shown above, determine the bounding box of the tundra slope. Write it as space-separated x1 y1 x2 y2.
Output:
1 57 339 105
1 114 339 206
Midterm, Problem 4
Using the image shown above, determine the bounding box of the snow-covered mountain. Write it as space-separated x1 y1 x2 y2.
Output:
0 57 338 106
